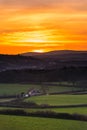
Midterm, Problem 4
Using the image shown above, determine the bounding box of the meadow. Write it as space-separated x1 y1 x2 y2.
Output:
25 95 87 106
0 83 87 130
0 106 87 115
24 107 87 115
46 107 87 115
0 84 36 95
24 94 87 116
0 115 87 130
0 83 83 96
0 84 87 115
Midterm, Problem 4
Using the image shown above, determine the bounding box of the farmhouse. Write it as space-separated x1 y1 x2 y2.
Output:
28 89 41 96
24 89 41 97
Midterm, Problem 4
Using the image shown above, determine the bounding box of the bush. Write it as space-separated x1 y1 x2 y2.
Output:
0 109 87 121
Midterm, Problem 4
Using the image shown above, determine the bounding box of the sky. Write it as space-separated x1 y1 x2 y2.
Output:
0 0 87 54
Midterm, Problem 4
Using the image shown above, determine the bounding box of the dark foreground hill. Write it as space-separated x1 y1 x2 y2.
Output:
0 67 87 84
0 50 87 71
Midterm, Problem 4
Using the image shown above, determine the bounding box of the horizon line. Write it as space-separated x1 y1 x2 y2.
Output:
0 49 87 56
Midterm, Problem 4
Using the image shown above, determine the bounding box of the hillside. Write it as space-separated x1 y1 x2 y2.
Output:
0 50 87 83
0 50 87 72
0 54 44 72
21 50 87 61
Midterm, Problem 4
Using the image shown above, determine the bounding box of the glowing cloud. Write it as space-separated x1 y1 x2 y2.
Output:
0 0 87 54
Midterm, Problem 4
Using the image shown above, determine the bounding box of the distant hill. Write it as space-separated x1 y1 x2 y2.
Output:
21 52 43 56
21 50 87 61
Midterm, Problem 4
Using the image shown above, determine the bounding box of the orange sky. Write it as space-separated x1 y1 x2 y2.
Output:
0 0 87 54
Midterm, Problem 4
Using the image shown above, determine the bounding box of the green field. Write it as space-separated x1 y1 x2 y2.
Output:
25 95 87 105
25 107 87 115
0 83 83 95
0 106 87 115
0 115 87 130
25 94 87 115
0 84 36 95
47 107 87 115
0 84 87 130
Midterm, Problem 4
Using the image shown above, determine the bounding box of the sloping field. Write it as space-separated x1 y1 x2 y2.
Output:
25 95 87 105
0 115 87 130
47 107 87 115
0 84 35 95
0 83 82 96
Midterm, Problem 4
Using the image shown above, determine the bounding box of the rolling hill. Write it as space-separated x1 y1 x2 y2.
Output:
21 50 87 61
0 50 87 83
0 50 87 72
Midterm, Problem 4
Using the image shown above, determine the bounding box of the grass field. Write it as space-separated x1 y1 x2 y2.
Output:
0 83 87 129
25 95 87 105
0 84 36 95
47 107 87 115
24 94 87 115
0 115 87 130
24 107 87 115
0 106 87 115
0 83 83 96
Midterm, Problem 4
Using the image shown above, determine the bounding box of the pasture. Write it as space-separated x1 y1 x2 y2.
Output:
25 94 87 115
0 83 84 96
0 84 36 95
25 95 87 106
0 83 87 130
47 107 87 115
0 106 87 115
0 115 87 130
24 107 87 115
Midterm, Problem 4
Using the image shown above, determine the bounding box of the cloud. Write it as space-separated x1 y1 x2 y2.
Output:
1 0 55 8
0 0 87 12
0 0 87 53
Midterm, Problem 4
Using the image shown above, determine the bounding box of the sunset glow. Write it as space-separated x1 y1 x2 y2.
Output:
33 49 45 53
0 0 87 54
